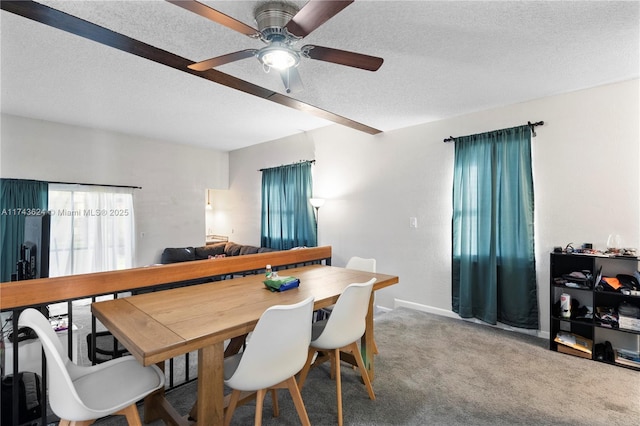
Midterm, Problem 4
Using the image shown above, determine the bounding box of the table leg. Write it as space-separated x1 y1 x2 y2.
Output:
144 362 188 425
143 362 165 423
360 294 375 380
197 342 225 425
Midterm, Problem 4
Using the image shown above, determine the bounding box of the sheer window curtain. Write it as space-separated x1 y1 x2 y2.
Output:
260 162 316 249
48 184 135 277
452 125 538 329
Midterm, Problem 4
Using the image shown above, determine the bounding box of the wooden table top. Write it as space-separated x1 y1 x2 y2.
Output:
91 264 399 366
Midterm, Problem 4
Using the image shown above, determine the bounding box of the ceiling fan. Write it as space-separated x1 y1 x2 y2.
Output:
168 0 384 93
1 0 383 135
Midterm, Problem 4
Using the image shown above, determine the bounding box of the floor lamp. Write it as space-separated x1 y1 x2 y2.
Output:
309 198 325 243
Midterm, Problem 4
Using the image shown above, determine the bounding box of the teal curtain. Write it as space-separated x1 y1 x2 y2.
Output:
0 179 49 282
452 125 538 328
261 162 316 249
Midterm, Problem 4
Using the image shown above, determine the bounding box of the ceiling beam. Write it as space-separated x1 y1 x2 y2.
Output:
1 0 382 136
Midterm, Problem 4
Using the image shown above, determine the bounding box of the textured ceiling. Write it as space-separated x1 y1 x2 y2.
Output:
1 1 639 151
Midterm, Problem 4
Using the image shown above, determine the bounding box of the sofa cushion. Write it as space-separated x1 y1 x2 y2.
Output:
258 247 277 253
224 242 242 257
161 247 196 264
239 245 259 255
195 243 226 260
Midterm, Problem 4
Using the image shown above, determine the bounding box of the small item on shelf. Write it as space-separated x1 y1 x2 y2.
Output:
618 301 640 332
614 347 640 368
554 331 593 355
606 234 622 254
573 305 593 321
594 341 615 362
617 248 637 257
556 270 593 288
557 344 591 359
595 307 619 329
560 293 571 318
617 274 640 291
602 277 623 291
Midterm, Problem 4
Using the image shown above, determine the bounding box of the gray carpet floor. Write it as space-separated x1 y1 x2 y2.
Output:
92 307 639 425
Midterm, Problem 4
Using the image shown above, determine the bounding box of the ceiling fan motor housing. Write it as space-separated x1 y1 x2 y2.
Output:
254 1 299 42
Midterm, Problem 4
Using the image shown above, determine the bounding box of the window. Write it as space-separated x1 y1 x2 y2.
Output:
48 184 135 277
260 162 316 249
451 125 538 329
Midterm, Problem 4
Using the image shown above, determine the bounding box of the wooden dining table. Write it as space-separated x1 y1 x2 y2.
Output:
91 264 399 425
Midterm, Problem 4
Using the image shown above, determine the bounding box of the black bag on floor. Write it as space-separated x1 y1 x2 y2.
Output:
1 372 42 426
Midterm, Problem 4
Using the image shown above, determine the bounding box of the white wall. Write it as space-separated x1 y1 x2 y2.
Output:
225 79 640 334
0 114 229 266
2 80 637 333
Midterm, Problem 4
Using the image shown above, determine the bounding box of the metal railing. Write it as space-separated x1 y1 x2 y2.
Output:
0 246 332 425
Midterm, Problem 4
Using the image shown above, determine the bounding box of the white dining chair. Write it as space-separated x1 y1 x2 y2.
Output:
224 296 315 426
18 308 165 425
345 256 377 274
298 278 377 426
321 256 379 353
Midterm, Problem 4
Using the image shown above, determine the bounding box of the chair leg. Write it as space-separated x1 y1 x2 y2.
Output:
348 342 376 400
59 421 95 426
333 348 343 426
297 348 316 388
330 349 336 379
254 388 267 426
271 388 279 417
225 389 241 426
117 403 142 426
285 376 311 426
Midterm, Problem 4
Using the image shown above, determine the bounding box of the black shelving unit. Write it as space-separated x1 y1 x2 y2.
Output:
550 252 640 370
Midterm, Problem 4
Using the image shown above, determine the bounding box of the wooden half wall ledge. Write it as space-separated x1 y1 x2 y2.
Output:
0 246 332 310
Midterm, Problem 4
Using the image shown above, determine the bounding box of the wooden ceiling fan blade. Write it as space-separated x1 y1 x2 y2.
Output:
285 0 353 38
303 45 383 71
166 0 260 38
189 49 258 71
279 67 304 94
1 0 382 135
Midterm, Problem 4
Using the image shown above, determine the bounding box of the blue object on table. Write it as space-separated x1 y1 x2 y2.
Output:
263 276 300 292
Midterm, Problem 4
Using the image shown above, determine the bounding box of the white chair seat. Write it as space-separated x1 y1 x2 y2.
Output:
223 354 242 381
311 320 327 341
19 308 165 424
73 356 164 413
311 319 364 349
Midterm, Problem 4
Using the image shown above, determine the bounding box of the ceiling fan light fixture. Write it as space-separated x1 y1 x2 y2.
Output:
258 44 299 70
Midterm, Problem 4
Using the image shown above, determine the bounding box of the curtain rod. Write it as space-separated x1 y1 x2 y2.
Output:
258 159 315 172
48 180 142 189
443 121 544 143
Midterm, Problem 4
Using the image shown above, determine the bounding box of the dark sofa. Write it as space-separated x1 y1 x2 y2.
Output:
160 241 277 264
133 242 277 295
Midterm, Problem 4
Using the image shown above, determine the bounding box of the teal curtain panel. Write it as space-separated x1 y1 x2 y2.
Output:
0 179 49 282
260 162 316 250
452 125 538 329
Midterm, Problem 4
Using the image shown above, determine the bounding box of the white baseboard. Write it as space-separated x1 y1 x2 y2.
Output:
375 305 392 314
393 299 460 319
393 298 549 340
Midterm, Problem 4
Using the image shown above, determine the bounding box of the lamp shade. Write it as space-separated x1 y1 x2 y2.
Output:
309 198 325 208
